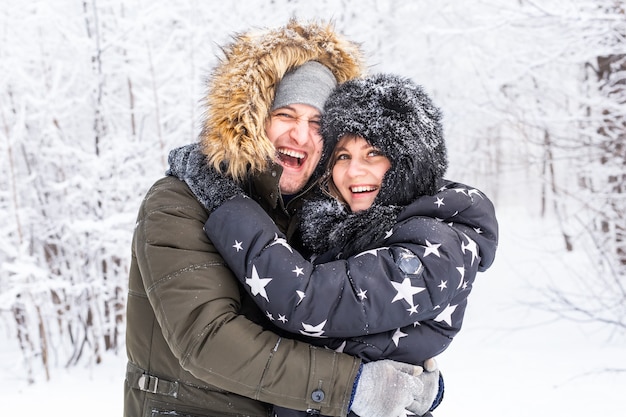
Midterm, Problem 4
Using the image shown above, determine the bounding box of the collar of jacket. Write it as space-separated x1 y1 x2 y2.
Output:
249 163 282 210
248 162 319 213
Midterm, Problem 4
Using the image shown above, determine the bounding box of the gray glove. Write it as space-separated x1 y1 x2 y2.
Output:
350 359 441 417
167 143 244 212
419 358 443 414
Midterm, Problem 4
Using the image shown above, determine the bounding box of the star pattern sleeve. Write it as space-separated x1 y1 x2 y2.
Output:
204 183 498 339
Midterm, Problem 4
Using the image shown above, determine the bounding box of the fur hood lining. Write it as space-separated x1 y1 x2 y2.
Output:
200 19 365 181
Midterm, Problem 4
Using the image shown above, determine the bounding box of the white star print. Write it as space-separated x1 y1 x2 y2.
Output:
355 247 389 257
357 288 368 300
278 314 288 323
233 240 243 252
296 290 306 305
391 278 425 306
300 320 327 338
245 265 272 302
434 197 445 207
468 188 483 198
453 188 468 195
461 233 479 265
456 266 466 289
438 280 448 291
293 266 304 277
266 312 274 321
474 227 483 234
423 240 441 257
434 304 458 326
384 229 394 239
392 328 408 347
270 233 293 253
407 304 419 315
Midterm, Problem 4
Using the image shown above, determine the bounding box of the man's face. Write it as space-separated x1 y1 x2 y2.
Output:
265 104 324 195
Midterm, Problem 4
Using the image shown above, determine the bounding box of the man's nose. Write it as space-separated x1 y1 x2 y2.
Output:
289 119 314 145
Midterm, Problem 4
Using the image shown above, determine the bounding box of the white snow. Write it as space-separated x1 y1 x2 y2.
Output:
2 207 624 416
1 0 625 416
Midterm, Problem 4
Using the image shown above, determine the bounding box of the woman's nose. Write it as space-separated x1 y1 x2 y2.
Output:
346 159 366 177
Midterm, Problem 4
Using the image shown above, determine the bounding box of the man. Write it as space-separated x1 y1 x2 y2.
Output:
125 20 439 417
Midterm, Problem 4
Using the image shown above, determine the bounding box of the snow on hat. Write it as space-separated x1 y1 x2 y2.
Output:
271 61 338 113
320 73 448 206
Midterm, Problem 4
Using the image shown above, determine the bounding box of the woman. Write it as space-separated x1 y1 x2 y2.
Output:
169 74 498 416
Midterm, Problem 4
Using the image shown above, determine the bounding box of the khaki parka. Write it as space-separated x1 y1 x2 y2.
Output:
124 19 365 417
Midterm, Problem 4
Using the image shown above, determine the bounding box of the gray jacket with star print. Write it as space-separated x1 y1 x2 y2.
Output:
204 180 498 365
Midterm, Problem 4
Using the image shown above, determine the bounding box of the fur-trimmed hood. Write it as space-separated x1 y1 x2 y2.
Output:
199 19 365 181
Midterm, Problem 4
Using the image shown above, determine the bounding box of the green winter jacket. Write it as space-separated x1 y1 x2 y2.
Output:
124 19 365 417
124 174 361 417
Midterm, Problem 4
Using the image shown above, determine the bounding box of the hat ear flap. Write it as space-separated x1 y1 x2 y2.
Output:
376 153 442 207
412 152 442 196
376 156 413 206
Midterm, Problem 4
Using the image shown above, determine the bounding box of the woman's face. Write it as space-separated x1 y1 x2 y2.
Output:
331 135 391 212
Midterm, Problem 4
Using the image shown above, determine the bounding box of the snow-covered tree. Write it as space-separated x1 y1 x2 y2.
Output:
1 0 624 381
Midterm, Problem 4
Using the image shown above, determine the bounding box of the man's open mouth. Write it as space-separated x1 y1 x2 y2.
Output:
277 148 306 168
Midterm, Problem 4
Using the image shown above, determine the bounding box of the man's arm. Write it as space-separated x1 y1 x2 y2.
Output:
134 176 360 416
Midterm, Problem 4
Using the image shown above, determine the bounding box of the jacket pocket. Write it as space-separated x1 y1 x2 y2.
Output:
146 398 269 417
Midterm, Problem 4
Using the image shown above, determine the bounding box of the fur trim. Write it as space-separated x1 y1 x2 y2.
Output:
200 19 365 181
320 73 448 205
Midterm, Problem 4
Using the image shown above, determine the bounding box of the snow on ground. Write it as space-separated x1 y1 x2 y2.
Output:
436 206 626 416
2 207 625 416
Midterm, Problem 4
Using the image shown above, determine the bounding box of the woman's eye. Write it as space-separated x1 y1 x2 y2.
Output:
335 153 350 161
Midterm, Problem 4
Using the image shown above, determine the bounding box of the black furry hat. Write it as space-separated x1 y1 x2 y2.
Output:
319 73 448 206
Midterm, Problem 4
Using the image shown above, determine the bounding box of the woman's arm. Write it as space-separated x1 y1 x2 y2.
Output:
205 184 498 338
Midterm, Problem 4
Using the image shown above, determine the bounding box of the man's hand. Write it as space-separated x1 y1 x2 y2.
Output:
350 359 441 417
167 143 244 212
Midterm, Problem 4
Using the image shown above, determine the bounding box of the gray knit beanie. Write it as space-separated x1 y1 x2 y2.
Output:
271 61 337 113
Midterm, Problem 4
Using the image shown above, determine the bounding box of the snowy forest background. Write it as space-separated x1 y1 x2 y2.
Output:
1 0 625 397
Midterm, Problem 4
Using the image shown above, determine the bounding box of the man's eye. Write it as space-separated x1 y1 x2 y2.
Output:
309 121 321 132
274 112 295 120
